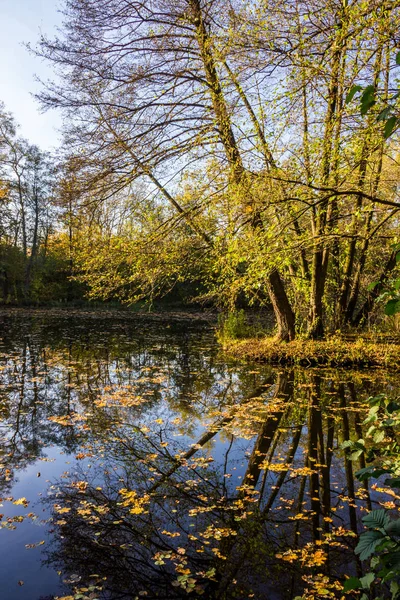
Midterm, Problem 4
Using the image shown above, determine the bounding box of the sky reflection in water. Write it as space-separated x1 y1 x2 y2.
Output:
0 313 398 599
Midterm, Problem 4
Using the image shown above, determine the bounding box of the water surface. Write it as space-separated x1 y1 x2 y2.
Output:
0 312 397 599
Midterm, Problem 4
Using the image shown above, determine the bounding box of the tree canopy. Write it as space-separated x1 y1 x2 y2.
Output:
0 0 399 337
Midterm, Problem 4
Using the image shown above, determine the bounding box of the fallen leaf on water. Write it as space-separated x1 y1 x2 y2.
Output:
13 498 29 507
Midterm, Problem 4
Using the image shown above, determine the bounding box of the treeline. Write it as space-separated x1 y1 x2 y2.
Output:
0 105 84 304
0 107 205 307
1 0 400 335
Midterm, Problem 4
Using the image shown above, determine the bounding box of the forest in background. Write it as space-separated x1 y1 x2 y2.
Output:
0 0 400 340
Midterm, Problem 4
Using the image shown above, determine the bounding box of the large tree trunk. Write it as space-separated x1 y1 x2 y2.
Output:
25 192 39 299
344 211 374 323
243 371 294 487
267 269 296 341
193 0 296 340
16 174 27 259
308 249 326 339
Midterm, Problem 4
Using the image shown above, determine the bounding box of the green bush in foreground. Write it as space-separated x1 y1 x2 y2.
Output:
344 395 400 598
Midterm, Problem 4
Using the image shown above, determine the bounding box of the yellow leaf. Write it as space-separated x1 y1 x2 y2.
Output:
13 498 29 506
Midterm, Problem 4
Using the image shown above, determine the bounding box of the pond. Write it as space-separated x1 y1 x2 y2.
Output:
0 311 398 600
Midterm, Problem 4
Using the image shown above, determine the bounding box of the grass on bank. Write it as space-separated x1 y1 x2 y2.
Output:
217 310 400 368
223 335 400 368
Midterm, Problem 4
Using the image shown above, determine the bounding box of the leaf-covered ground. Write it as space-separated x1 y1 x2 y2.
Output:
224 335 400 369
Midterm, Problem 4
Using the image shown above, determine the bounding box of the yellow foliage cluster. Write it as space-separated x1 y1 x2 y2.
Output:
276 544 327 568
118 488 150 515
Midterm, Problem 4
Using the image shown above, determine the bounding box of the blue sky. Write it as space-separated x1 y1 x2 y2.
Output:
0 0 63 150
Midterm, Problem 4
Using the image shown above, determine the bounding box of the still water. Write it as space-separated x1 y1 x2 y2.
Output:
0 312 397 599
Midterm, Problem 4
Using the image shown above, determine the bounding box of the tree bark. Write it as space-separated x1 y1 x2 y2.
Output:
24 191 39 298
267 269 296 341
192 0 295 340
308 249 326 339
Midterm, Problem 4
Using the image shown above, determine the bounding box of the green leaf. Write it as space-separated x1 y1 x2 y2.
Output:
370 394 386 406
346 84 363 104
349 449 364 460
386 520 400 537
363 510 390 530
385 478 400 489
342 440 354 449
356 530 385 561
360 572 375 589
390 579 399 598
356 467 372 480
361 85 375 99
387 401 400 413
367 281 380 291
384 116 398 139
371 556 380 569
377 107 393 122
364 405 380 423
381 550 400 570
373 430 385 444
385 299 400 316
343 577 362 592
396 51 400 66
356 466 389 481
360 85 376 115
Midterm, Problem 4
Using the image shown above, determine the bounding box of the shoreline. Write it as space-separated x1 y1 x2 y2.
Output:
0 306 218 323
2 307 399 369
222 335 400 369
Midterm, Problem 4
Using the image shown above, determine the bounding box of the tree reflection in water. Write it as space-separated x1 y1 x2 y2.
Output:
0 314 398 599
